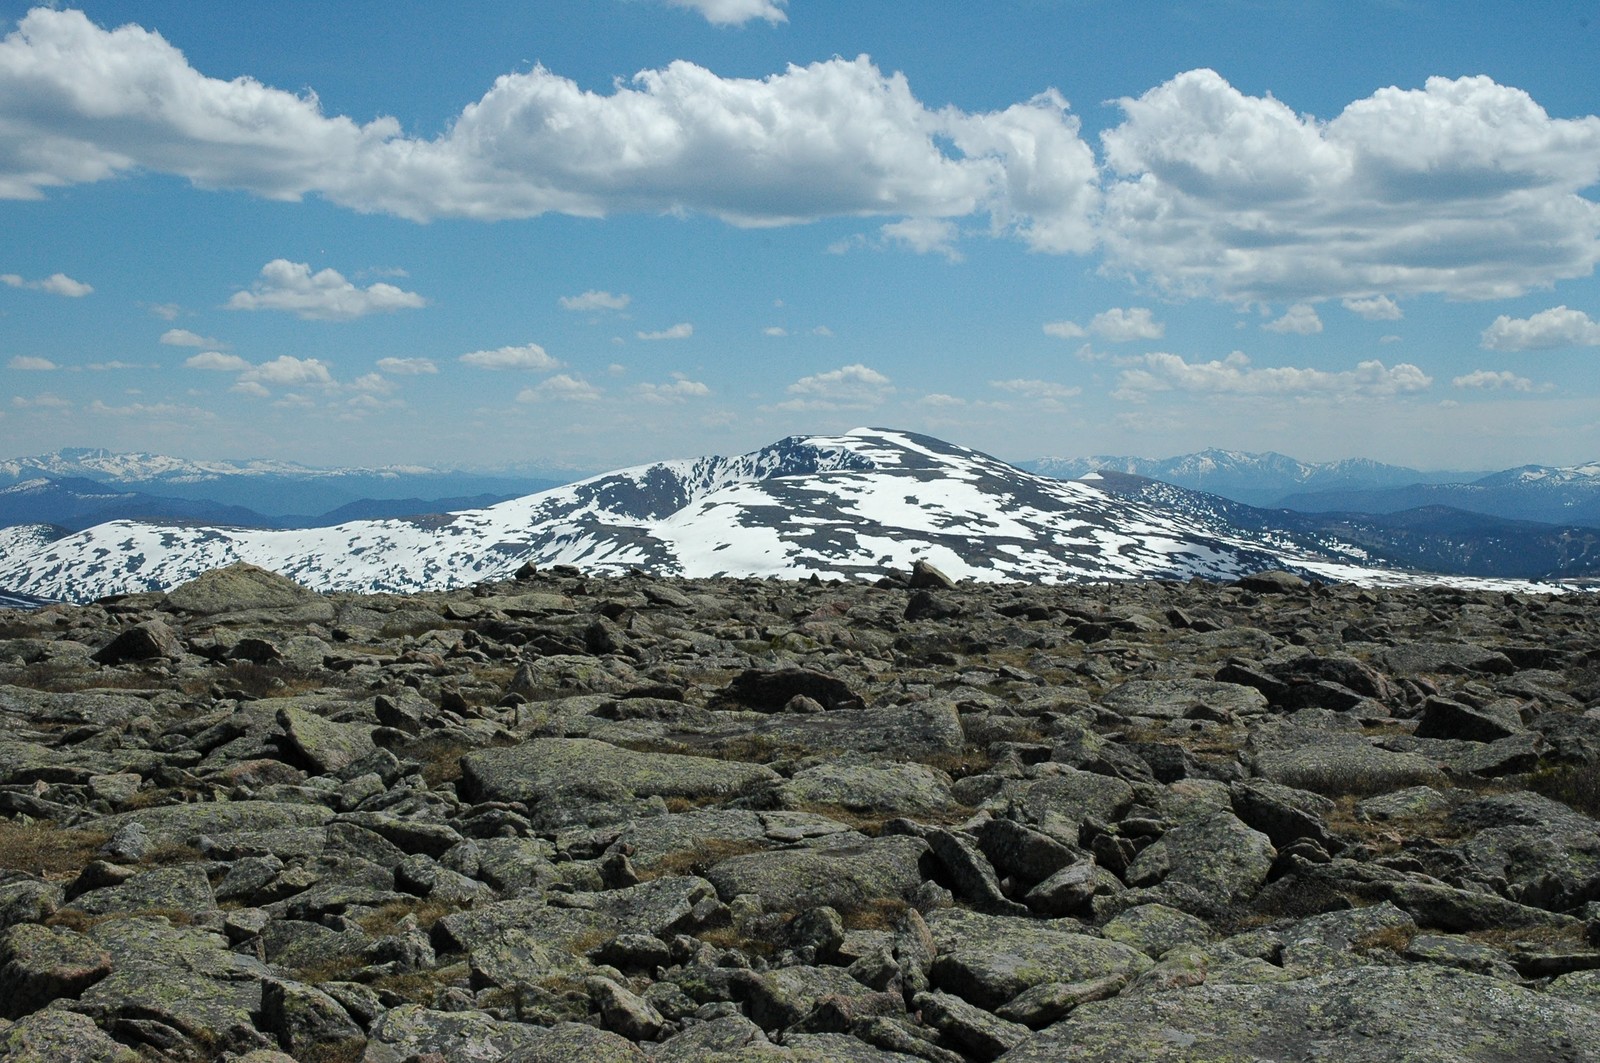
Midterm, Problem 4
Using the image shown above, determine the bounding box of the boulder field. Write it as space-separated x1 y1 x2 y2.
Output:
1 561 1598 1061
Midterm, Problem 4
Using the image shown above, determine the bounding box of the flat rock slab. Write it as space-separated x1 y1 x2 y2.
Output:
84 801 334 848
1251 738 1444 797
982 767 1136 840
1100 679 1267 720
711 700 965 761
566 809 856 876
362 1003 550 1063
996 964 1600 1062
926 908 1153 1011
705 835 929 914
460 737 780 806
777 758 958 818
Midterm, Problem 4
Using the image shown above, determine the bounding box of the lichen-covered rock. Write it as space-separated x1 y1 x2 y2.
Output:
996 964 1600 1062
1100 679 1267 721
926 908 1153 1011
777 757 958 819
1125 810 1274 915
705 835 929 914
1100 904 1214 959
460 737 779 808
0 1008 140 1063
0 924 112 1018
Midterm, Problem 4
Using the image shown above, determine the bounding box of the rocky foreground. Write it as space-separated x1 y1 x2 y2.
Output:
1 563 1599 1062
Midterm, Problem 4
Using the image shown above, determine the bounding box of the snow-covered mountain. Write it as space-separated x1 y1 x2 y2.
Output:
0 429 1562 604
0 447 565 519
1024 449 1471 508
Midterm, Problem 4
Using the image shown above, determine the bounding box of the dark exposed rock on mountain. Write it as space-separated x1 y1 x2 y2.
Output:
1 562 1599 1060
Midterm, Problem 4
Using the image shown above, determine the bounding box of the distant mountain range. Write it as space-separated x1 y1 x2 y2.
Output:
1024 447 1600 527
1089 472 1600 583
0 429 1580 604
0 447 566 527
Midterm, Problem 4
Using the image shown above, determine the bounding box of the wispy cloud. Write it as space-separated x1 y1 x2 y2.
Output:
1452 369 1548 392
636 375 711 403
636 323 693 341
990 378 1083 401
559 290 631 312
7 355 57 371
376 357 438 375
1114 351 1431 401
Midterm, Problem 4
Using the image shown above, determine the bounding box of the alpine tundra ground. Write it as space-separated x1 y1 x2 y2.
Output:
1 561 1599 1061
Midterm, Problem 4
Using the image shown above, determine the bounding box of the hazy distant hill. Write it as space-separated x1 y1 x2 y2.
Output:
0 447 566 519
1022 448 1473 508
1089 471 1600 582
1283 462 1600 527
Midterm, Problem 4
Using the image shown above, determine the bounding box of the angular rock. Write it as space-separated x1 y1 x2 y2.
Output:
0 923 112 1018
706 835 930 914
926 908 1152 1011
997 964 1598 1062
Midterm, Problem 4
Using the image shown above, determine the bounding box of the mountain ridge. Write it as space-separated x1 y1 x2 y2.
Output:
0 429 1568 604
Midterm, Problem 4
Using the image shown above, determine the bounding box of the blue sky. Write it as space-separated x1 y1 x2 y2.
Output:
1 0 1597 474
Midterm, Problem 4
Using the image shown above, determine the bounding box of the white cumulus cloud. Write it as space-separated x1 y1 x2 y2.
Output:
2 271 91 296
636 375 711 403
777 363 893 410
1452 369 1542 392
0 12 1098 250
237 355 335 391
636 323 693 341
7 355 56 370
1263 304 1324 335
459 343 561 371
1480 306 1600 350
661 0 787 26
1113 351 1432 401
517 374 602 403
227 260 425 321
560 290 631 312
1043 320 1087 340
184 351 250 371
1099 69 1600 301
1342 295 1403 321
160 328 223 347
1090 307 1164 342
